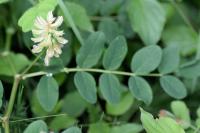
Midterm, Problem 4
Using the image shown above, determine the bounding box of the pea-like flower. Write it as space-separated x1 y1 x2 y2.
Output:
31 11 68 66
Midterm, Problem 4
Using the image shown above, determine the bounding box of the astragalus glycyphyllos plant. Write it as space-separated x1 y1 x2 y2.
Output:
1 0 200 132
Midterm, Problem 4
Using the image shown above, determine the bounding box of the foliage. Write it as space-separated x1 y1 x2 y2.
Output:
0 0 200 132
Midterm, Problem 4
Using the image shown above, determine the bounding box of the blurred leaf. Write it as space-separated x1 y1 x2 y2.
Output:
23 120 48 133
179 60 200 78
74 72 97 104
103 36 127 70
49 115 77 131
160 75 187 99
0 52 30 76
197 107 200 118
0 0 9 4
0 80 3 108
18 0 57 32
162 25 198 56
36 75 59 112
100 0 123 16
88 122 110 133
171 101 190 128
196 32 200 60
98 18 121 43
62 127 82 133
31 91 49 116
63 1 94 32
140 108 185 133
158 45 180 74
117 12 135 39
76 31 105 68
131 45 162 74
106 92 134 116
62 91 88 117
196 118 200 127
128 76 152 105
127 0 166 45
43 58 64 74
111 123 143 133
99 73 121 104
60 44 72 65
69 0 102 15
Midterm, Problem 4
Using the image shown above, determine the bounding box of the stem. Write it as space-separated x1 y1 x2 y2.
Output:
64 68 162 77
2 53 43 133
3 75 21 133
22 71 47 80
22 68 162 80
5 27 15 52
21 52 43 75
58 0 85 45
4 122 10 133
5 75 21 117
10 114 67 123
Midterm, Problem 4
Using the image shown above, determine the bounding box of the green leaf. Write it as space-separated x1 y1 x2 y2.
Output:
36 75 59 112
23 120 48 133
73 0 102 15
128 77 152 105
127 0 166 45
98 18 121 43
0 52 30 76
131 45 162 74
100 0 123 16
74 72 97 104
179 60 200 78
160 75 187 99
49 115 77 131
106 92 134 116
162 25 198 56
88 122 110 133
171 101 191 128
18 0 57 32
99 73 121 104
62 127 82 133
158 45 180 74
0 0 9 4
103 36 127 70
197 106 200 118
111 123 143 133
62 91 88 117
62 1 94 32
140 108 185 133
76 31 105 68
0 80 4 108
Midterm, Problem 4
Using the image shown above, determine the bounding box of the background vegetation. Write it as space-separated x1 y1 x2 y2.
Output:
0 0 200 132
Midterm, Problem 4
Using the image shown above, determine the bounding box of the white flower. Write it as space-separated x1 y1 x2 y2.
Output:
31 11 68 66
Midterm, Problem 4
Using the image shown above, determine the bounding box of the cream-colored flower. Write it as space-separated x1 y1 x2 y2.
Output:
31 11 68 66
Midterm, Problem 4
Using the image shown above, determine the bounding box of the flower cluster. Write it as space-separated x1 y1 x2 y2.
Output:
31 11 68 66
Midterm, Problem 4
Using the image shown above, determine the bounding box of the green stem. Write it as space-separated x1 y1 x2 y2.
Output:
5 27 15 52
58 0 85 45
21 52 44 75
2 53 44 133
4 121 10 133
10 114 67 123
64 68 162 77
3 75 21 133
22 68 162 80
5 75 21 117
